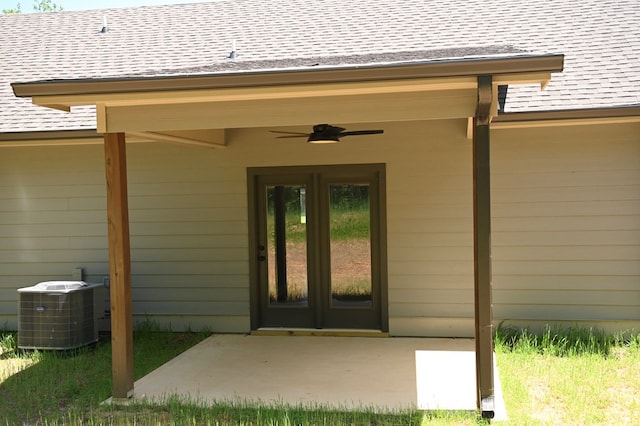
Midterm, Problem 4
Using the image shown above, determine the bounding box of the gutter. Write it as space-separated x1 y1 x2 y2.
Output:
494 105 640 122
0 129 103 147
0 129 101 141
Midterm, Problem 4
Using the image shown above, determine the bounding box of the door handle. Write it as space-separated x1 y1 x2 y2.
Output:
258 255 266 261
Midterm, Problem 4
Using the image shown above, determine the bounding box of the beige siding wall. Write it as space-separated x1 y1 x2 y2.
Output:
491 122 640 331
382 121 476 336
1 119 638 336
0 146 108 327
125 143 250 331
235 121 477 336
0 143 251 331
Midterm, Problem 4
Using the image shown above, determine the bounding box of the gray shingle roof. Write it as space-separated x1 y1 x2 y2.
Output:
1 0 639 132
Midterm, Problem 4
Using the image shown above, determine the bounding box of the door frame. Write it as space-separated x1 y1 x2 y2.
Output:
247 163 388 331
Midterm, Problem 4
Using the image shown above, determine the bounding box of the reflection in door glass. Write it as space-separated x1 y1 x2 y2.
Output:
329 184 372 307
266 185 308 306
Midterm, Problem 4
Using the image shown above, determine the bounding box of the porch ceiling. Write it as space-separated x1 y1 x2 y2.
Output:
94 79 480 133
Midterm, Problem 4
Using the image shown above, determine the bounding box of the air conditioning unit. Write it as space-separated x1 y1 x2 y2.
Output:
18 281 104 350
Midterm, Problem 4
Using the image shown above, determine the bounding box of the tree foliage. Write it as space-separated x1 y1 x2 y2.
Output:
33 0 63 12
3 0 63 14
2 3 21 13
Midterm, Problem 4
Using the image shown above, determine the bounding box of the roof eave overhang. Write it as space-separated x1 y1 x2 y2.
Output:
493 105 640 128
0 129 102 147
12 54 564 98
0 128 227 148
10 54 565 135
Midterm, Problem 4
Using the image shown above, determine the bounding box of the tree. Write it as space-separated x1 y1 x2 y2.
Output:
2 3 21 13
33 0 63 12
2 1 63 14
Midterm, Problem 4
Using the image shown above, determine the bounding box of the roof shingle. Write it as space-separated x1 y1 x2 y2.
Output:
1 0 639 132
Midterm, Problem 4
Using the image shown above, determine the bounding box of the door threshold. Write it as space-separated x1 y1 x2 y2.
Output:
252 328 389 337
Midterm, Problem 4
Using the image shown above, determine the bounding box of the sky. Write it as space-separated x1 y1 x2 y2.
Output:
1 0 215 12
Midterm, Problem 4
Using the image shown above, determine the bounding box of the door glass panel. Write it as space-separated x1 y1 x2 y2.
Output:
266 185 308 306
329 184 372 307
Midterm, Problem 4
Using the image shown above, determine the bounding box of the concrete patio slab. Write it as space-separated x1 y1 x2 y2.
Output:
129 334 506 419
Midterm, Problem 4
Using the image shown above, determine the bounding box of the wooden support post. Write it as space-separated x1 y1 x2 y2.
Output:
104 132 134 399
473 75 495 419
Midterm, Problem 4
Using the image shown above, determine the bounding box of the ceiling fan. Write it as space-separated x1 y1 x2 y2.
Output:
270 124 384 144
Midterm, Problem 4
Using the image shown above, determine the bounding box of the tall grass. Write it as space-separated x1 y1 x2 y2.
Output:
0 321 209 425
495 325 640 424
4 323 639 424
0 332 16 356
269 206 370 243
330 208 370 240
71 396 430 426
494 323 639 357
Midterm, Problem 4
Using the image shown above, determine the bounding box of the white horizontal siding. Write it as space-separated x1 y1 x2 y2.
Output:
0 146 107 327
2 249 107 262
494 290 638 306
239 120 640 334
0 142 251 330
385 121 640 334
237 120 478 334
384 120 475 331
0 223 105 237
132 235 247 249
491 122 640 324
488 275 639 291
1 120 638 335
133 275 248 288
0 147 107 289
390 303 472 318
120 143 249 325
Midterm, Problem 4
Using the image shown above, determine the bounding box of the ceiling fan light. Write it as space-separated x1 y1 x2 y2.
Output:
307 134 339 144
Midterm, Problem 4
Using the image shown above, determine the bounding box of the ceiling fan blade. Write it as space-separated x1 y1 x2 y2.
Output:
269 130 310 136
268 126 384 143
339 130 384 137
274 134 309 139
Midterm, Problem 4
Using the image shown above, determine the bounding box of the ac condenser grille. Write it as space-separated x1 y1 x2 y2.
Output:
18 282 104 350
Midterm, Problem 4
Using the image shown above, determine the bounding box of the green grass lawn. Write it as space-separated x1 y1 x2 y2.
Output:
494 326 640 425
1 324 639 425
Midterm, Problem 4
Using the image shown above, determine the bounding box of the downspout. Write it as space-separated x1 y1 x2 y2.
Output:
473 75 495 419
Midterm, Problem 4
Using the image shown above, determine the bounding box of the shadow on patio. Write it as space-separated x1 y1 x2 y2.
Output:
125 334 506 419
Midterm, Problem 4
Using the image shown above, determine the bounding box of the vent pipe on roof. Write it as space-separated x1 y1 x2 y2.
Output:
227 40 237 60
100 15 109 34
